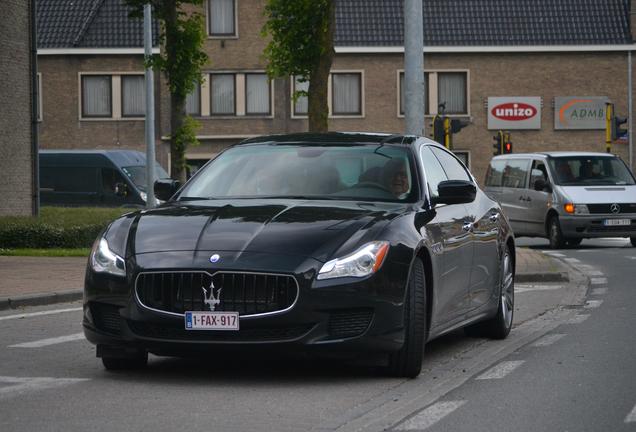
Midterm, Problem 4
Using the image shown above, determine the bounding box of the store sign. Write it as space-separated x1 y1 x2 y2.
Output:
488 97 541 130
554 96 608 130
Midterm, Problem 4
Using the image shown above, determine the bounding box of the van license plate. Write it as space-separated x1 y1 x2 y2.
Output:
185 311 239 330
603 219 631 226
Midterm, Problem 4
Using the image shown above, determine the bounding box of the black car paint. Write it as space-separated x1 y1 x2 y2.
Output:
83 134 513 358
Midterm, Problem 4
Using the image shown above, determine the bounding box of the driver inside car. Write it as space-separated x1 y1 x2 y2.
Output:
382 158 410 198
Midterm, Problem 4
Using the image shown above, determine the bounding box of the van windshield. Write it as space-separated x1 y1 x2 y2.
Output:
122 165 170 191
548 156 635 186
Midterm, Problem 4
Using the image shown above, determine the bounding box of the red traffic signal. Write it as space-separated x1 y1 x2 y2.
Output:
504 141 512 154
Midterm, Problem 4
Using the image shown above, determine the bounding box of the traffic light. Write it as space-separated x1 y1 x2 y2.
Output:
606 102 629 153
492 131 504 155
431 115 444 144
611 115 628 141
450 119 470 134
503 132 513 154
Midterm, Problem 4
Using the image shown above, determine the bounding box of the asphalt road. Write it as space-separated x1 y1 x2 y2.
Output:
0 239 632 431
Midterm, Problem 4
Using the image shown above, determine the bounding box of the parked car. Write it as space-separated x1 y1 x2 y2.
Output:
39 150 169 207
484 152 636 248
83 133 515 378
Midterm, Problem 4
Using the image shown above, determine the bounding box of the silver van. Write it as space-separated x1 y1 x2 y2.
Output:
484 152 636 248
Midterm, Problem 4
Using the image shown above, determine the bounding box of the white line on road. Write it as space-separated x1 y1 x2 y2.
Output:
583 270 604 276
532 333 566 347
625 403 636 423
591 288 608 296
542 252 565 257
394 401 466 431
0 376 89 399
590 277 608 285
584 300 603 309
566 314 590 324
564 258 581 263
8 333 85 348
515 284 564 293
476 361 525 380
0 307 82 321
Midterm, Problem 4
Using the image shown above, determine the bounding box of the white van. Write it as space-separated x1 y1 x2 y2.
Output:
484 152 636 248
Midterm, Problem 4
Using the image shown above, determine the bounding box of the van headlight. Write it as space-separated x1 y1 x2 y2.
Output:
140 191 148 202
90 238 126 277
317 241 389 280
574 204 589 215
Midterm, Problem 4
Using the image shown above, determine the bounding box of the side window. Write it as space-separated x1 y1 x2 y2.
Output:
429 146 471 182
529 160 548 189
421 146 449 198
502 159 530 189
485 160 506 187
101 168 127 194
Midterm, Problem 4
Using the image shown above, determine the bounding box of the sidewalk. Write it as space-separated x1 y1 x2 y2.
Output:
0 247 566 310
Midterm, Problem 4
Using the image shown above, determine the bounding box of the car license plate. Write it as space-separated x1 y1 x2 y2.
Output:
603 219 631 226
185 311 239 331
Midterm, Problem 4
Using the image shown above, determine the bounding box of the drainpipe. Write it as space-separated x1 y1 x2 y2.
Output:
629 51 633 168
30 0 39 216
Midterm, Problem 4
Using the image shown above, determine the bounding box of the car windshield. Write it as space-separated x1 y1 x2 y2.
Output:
121 164 170 191
178 144 418 202
548 156 635 186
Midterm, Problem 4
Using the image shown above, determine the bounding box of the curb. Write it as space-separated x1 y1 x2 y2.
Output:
0 290 83 311
516 272 569 283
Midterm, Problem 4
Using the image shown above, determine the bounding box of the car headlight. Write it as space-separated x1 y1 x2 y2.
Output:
140 191 148 202
90 238 126 277
317 241 390 280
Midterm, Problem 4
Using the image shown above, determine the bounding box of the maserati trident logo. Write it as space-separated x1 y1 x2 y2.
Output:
202 281 222 311
610 203 621 214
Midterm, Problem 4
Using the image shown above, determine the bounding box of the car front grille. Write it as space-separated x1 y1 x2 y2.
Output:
135 271 299 317
127 321 314 342
327 308 374 339
90 303 122 335
587 203 636 214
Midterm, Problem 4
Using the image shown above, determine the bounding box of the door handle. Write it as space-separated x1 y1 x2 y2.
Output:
462 222 474 232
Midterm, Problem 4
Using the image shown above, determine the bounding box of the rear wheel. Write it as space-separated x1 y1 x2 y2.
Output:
387 259 427 378
631 237 636 247
464 244 514 339
101 351 148 371
548 216 565 249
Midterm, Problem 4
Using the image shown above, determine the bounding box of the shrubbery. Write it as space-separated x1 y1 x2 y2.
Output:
0 207 130 249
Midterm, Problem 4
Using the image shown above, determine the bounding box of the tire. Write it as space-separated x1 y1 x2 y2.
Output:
548 216 565 249
565 238 582 247
387 258 427 378
102 351 148 371
464 244 514 340
631 237 636 247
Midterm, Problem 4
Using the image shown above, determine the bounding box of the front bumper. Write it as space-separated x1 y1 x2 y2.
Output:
83 255 410 356
560 214 636 238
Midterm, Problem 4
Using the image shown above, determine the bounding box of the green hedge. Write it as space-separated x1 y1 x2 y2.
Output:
0 207 130 249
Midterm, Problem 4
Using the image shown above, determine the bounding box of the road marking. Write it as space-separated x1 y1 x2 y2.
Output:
566 314 590 324
542 252 565 257
0 376 89 399
8 333 85 348
515 284 564 293
0 307 82 321
626 256 636 260
591 288 608 296
476 361 525 380
564 258 581 264
583 270 604 276
532 333 566 347
394 401 466 431
626 403 636 423
584 300 603 309
590 277 607 285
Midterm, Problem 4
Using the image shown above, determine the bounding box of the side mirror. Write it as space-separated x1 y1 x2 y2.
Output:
533 178 551 193
434 180 477 205
154 179 181 202
114 182 128 197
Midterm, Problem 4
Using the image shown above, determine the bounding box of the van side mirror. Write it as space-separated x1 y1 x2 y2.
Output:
433 180 477 205
154 179 181 201
533 178 551 193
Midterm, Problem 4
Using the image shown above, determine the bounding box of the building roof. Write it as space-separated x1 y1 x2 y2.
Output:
37 0 159 49
335 0 633 47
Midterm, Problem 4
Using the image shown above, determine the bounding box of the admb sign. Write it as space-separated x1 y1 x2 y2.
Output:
555 96 609 130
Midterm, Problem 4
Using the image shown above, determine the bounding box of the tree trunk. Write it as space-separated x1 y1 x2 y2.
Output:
308 0 335 133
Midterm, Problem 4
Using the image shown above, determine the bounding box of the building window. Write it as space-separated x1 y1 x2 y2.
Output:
453 151 470 170
209 0 236 36
186 83 201 116
210 74 236 115
332 73 361 115
82 75 112 118
399 70 468 116
293 77 309 116
121 75 145 117
245 73 270 115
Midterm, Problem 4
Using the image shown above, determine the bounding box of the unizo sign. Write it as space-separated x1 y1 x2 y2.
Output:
554 96 609 130
488 97 541 130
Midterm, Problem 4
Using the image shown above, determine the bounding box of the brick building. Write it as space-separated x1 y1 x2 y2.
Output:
36 0 636 184
0 0 37 216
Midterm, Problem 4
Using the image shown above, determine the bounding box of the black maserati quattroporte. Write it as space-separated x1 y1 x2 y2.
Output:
83 132 515 377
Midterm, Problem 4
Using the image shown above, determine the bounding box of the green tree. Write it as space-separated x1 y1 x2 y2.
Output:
125 0 208 182
262 0 335 132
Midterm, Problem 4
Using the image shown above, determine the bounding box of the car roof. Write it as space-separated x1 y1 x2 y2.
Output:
492 151 618 159
238 132 417 146
39 149 148 166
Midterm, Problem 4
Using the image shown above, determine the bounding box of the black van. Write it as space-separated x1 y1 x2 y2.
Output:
39 150 169 207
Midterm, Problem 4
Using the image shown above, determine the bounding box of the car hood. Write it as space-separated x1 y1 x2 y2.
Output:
117 199 406 262
558 185 636 204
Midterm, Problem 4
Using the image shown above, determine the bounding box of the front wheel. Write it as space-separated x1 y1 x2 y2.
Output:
548 216 565 249
387 259 427 378
464 244 514 339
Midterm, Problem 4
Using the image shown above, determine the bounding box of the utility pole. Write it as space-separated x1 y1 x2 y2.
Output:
144 3 156 208
404 0 425 136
